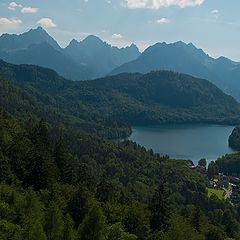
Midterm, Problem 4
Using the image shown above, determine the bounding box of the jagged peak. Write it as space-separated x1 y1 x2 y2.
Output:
68 38 79 46
129 43 139 49
0 27 46 38
216 56 239 65
173 40 186 46
0 26 61 50
25 26 49 36
217 56 231 61
35 26 45 32
82 35 104 44
188 42 195 48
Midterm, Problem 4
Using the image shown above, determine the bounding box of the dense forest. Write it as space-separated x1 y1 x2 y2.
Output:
229 126 240 151
0 60 240 136
216 153 240 177
1 110 240 239
215 126 240 177
1 60 240 239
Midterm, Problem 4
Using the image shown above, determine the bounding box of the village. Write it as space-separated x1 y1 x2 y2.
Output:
187 159 240 205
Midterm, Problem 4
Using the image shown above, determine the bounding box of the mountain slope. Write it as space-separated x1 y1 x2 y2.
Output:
0 60 131 139
0 60 239 128
84 71 240 125
111 41 240 101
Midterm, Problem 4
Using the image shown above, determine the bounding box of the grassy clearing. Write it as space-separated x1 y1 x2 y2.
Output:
207 188 225 200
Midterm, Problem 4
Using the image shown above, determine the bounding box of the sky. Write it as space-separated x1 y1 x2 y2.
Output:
0 0 240 61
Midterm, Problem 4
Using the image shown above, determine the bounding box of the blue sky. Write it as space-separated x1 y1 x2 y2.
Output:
0 0 240 61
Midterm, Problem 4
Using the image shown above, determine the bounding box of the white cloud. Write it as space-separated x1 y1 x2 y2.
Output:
37 18 56 28
123 0 204 9
211 9 219 19
21 7 39 13
8 2 22 11
0 18 22 26
156 18 170 24
211 9 219 14
8 2 38 14
112 33 124 39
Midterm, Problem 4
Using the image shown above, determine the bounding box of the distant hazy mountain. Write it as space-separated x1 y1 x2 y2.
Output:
0 42 91 80
0 27 60 51
63 35 140 79
0 27 140 80
111 41 240 101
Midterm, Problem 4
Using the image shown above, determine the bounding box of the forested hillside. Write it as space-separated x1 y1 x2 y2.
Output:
229 126 240 151
215 127 240 177
1 107 240 239
216 153 240 177
0 60 239 136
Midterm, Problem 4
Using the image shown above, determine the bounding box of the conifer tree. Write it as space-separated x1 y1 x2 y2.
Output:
54 138 76 184
63 214 76 240
149 183 170 231
191 207 202 232
78 205 106 240
22 189 45 240
0 150 13 184
45 201 64 240
107 223 137 240
28 220 47 240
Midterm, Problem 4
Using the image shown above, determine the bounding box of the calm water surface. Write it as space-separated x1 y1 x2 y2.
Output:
129 124 236 164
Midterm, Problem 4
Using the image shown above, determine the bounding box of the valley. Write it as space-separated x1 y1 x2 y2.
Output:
1 20 240 239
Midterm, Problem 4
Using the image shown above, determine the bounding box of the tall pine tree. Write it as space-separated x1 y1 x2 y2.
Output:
149 182 170 232
78 205 106 240
45 201 64 240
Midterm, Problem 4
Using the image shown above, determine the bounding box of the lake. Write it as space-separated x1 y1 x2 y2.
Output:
129 124 236 164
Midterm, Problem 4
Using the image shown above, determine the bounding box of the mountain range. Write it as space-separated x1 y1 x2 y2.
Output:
64 35 140 79
0 27 140 81
0 27 240 101
111 41 240 101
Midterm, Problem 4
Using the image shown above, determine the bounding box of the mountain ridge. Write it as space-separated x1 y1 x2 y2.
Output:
63 34 140 79
1 28 240 101
0 27 140 80
0 26 61 51
111 41 240 101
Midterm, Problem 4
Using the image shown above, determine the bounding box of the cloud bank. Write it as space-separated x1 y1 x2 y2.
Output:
0 18 22 26
0 17 22 33
123 0 204 9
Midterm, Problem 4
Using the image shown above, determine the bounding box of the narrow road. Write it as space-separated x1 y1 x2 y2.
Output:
224 186 232 200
